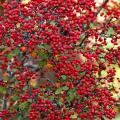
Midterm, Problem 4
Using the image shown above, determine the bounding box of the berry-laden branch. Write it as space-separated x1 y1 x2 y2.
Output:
76 0 110 48
0 0 119 120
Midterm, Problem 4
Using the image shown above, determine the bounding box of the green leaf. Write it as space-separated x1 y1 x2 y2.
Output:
11 96 20 101
106 42 114 48
101 70 107 77
38 50 48 59
61 75 67 80
17 115 22 120
55 87 63 94
62 86 69 91
37 13 41 16
12 76 18 84
7 48 20 59
68 88 76 94
66 95 74 102
49 95 55 100
71 113 78 119
0 45 5 49
76 94 80 99
66 88 77 102
55 86 69 94
20 102 29 109
106 27 115 36
57 99 63 106
37 60 47 67
77 118 82 120
51 21 56 25
80 33 86 40
0 5 4 10
38 43 48 49
0 86 7 94
3 75 9 82
90 22 97 28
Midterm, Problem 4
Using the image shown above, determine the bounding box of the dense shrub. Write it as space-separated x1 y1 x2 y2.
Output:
0 0 120 120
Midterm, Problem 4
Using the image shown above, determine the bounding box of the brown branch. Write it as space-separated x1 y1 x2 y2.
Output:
100 17 113 35
79 34 89 47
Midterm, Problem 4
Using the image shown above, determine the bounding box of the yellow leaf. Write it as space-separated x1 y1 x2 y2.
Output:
3 72 9 81
44 63 53 71
30 51 37 58
29 79 38 87
56 80 61 88
113 106 119 113
60 97 65 102
54 54 61 61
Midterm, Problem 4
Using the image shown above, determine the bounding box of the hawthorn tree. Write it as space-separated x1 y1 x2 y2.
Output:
0 0 120 120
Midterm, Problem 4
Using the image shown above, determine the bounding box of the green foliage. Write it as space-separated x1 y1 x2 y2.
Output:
0 86 7 94
55 86 69 94
71 113 78 119
90 22 97 28
7 48 20 59
61 75 67 80
37 60 47 67
57 99 63 106
0 5 4 10
38 50 49 59
10 96 20 102
50 21 56 25
66 88 79 102
20 102 29 109
106 27 115 36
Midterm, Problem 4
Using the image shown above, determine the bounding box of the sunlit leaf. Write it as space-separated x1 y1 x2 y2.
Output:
55 87 63 94
71 113 78 119
62 86 69 91
29 78 38 87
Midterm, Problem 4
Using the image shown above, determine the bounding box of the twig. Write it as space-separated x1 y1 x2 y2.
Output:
79 34 89 47
2 94 7 110
100 17 113 35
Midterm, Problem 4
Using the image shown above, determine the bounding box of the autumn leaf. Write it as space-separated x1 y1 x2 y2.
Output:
113 106 120 113
54 54 61 61
0 47 11 56
30 51 38 58
29 78 38 87
44 63 53 71
3 72 9 81
56 80 61 88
